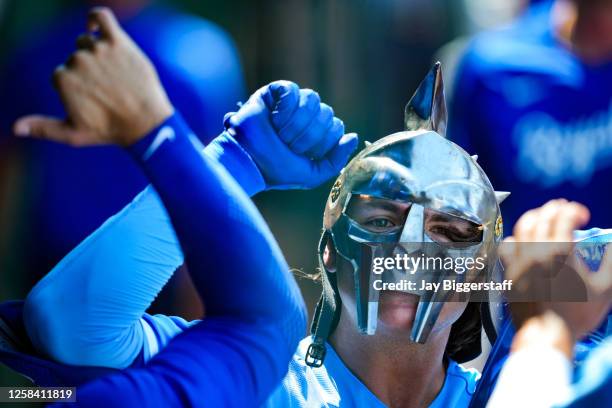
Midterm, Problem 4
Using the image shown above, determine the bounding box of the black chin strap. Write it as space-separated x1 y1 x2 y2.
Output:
306 233 342 367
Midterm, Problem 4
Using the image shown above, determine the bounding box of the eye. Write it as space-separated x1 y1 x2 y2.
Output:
363 217 397 232
428 226 482 243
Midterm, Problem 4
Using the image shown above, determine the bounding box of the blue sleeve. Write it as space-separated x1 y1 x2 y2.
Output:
560 339 612 408
52 112 306 407
24 128 265 369
23 185 184 369
138 314 199 363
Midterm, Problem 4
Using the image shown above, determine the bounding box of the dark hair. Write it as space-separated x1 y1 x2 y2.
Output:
445 302 482 363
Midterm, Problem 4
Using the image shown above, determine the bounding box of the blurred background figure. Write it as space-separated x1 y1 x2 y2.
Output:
0 0 246 316
449 0 612 230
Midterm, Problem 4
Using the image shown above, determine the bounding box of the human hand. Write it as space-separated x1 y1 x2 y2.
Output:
223 81 358 190
501 199 612 348
13 7 173 146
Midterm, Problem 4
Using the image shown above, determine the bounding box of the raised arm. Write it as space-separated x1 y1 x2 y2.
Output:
52 104 308 407
17 3 356 378
23 79 354 369
14 7 310 406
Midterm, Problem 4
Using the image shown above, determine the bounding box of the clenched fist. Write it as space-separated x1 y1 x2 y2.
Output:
220 81 358 190
14 7 173 146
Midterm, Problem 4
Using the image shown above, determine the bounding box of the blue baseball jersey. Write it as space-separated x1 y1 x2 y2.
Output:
134 319 480 408
263 337 479 408
450 1 612 230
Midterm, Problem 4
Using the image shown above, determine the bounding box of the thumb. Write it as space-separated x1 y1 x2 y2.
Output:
313 132 359 182
14 115 84 146
329 132 359 169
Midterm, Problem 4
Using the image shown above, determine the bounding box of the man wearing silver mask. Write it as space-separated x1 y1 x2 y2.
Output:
266 63 510 407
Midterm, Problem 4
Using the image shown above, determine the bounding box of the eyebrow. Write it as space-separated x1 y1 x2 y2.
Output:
355 198 406 213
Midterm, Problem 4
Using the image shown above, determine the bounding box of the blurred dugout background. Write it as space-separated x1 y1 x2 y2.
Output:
0 0 534 392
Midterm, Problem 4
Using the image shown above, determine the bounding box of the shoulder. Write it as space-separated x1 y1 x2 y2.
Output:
137 6 242 76
458 4 580 86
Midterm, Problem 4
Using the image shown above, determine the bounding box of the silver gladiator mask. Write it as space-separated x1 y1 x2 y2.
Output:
306 63 509 367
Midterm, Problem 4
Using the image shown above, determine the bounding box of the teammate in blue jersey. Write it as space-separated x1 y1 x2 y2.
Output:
12 37 358 377
6 8 314 407
487 203 612 408
449 0 612 230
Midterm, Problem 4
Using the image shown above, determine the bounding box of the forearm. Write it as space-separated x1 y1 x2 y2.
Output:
487 312 574 408
58 112 307 406
51 319 298 407
24 120 266 368
129 112 306 335
50 113 307 403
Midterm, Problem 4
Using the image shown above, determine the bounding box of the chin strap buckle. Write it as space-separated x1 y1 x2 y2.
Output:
305 342 326 368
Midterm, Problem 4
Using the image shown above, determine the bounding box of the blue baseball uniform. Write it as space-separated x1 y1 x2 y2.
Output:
262 337 479 408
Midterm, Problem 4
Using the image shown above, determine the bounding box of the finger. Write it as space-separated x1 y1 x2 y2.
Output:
533 199 566 242
52 64 70 90
265 81 300 130
278 89 321 144
310 132 358 185
13 115 84 145
309 117 345 159
552 201 590 242
65 50 93 70
76 33 97 51
513 208 539 241
87 7 122 42
289 103 335 155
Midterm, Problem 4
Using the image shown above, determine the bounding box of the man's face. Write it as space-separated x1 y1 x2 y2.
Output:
325 195 483 337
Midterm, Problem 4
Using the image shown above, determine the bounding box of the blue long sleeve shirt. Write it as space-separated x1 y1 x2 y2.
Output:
24 122 266 369
40 113 306 406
